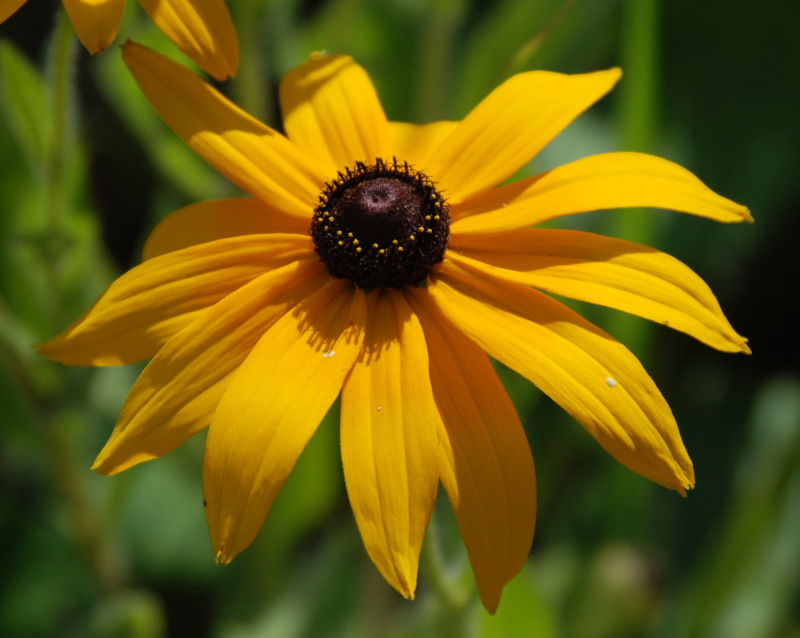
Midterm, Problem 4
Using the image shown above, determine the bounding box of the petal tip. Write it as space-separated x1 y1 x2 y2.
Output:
91 455 113 476
739 337 752 355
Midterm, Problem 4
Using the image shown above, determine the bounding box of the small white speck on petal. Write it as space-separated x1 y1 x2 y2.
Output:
606 377 617 388
376 406 382 411
322 350 336 358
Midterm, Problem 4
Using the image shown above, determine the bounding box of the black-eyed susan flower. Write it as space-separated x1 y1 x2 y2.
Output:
39 43 751 613
0 0 237 80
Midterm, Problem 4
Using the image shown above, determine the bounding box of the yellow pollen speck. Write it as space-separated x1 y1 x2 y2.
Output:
398 246 404 252
426 228 432 234
379 249 385 254
353 239 360 245
348 232 353 238
392 239 398 245
417 226 424 232
409 234 415 241
328 216 334 222
425 215 431 221
324 225 329 231
372 243 379 249
337 240 343 246
356 246 362 253
336 230 343 236
434 215 440 220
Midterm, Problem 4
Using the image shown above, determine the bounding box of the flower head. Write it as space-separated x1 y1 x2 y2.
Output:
0 0 238 80
39 43 751 612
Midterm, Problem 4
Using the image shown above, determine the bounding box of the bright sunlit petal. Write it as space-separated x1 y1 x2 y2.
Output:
39 235 313 366
122 42 328 221
427 69 621 203
407 289 536 614
389 121 458 172
92 261 328 475
142 198 309 260
139 0 239 80
280 53 392 173
340 290 440 599
204 278 366 562
451 152 753 232
450 229 750 353
430 260 694 493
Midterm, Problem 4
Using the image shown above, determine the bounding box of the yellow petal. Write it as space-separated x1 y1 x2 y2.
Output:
204 279 366 562
0 0 28 24
142 198 309 260
62 0 124 53
340 289 440 599
406 289 536 614
450 230 750 354
39 234 312 366
389 121 458 172
280 53 391 173
139 0 239 81
93 260 328 475
122 42 328 221
451 152 753 233
429 260 694 493
426 69 621 203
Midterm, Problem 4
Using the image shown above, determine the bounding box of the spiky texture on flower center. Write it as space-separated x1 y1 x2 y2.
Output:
310 158 450 289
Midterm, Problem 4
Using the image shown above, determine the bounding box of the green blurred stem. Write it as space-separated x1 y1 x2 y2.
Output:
619 0 660 157
45 8 75 238
230 0 273 127
41 10 122 592
421 512 471 637
414 0 463 121
608 0 661 358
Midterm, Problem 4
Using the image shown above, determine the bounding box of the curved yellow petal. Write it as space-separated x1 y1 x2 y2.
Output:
429 260 694 493
0 0 28 24
204 279 366 563
407 289 536 614
62 0 124 53
93 260 328 475
340 289 440 599
139 0 239 81
426 69 621 203
450 230 750 354
389 121 458 173
279 53 391 173
39 234 312 366
451 152 753 233
142 198 309 260
122 42 328 221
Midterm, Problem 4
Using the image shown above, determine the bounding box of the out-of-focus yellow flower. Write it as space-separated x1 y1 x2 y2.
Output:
40 43 751 612
0 0 237 80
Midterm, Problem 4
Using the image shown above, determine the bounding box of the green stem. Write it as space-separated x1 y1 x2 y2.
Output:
40 9 122 592
421 511 472 637
230 0 273 126
414 0 463 121
45 8 76 239
608 0 661 358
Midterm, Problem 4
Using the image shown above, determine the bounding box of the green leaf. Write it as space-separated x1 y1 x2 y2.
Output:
0 40 50 169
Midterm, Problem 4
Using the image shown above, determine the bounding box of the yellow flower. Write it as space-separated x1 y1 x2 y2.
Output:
40 43 751 612
0 0 237 80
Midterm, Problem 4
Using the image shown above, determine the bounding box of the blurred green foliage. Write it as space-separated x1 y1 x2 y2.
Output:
1 0 798 636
